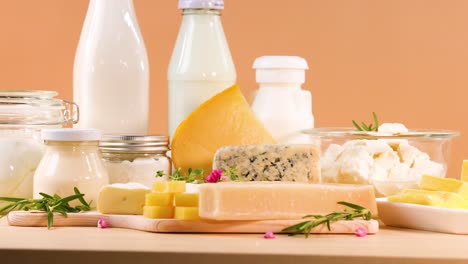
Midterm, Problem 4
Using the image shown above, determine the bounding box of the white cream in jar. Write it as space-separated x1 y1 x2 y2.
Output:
33 129 109 206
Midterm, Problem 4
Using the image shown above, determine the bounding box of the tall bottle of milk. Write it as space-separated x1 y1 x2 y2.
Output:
74 0 149 135
168 0 236 138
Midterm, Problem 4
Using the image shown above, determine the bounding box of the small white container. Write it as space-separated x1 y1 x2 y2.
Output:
33 129 109 206
168 0 236 138
99 135 171 188
251 56 314 143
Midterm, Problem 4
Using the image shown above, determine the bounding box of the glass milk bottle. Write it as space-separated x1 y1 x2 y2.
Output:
251 56 314 143
74 0 149 135
168 0 236 138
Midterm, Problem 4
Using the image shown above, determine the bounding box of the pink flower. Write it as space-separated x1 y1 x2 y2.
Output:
355 227 368 237
205 169 223 183
264 230 275 239
97 218 108 229
220 175 229 182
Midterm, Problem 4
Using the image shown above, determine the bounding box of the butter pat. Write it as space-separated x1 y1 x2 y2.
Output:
174 193 199 207
97 183 150 215
153 181 186 193
143 206 175 218
199 182 377 220
174 207 200 220
420 175 468 199
388 189 468 209
146 192 174 206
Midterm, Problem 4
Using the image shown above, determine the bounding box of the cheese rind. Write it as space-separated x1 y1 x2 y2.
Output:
420 175 468 199
198 182 377 220
97 183 150 215
213 144 320 182
388 189 468 209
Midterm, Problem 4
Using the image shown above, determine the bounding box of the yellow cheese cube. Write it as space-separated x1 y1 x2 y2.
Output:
174 207 200 220
143 206 174 219
97 183 150 215
153 181 186 193
145 192 174 206
461 160 468 182
388 189 468 209
420 175 468 199
174 193 199 207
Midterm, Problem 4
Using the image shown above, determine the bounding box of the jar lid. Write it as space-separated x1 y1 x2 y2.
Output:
253 56 309 84
42 128 102 141
99 135 170 153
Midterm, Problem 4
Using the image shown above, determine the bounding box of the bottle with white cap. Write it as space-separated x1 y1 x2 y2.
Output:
251 56 314 143
33 128 109 206
168 0 236 138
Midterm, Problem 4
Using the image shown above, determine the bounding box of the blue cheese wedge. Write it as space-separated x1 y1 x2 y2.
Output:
213 144 320 182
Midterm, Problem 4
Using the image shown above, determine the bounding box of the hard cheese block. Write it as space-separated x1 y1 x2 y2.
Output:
97 183 150 215
199 182 377 220
388 189 468 209
213 144 320 182
420 175 468 199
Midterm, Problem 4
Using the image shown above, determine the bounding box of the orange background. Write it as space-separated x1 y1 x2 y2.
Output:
0 0 466 177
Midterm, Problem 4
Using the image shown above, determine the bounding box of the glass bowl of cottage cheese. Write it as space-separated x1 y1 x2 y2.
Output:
303 124 459 197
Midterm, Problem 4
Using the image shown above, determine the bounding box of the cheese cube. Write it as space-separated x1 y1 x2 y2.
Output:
145 192 174 206
174 207 200 220
388 189 468 209
153 181 186 193
143 205 174 218
461 160 468 182
420 175 468 199
174 193 199 207
97 183 150 215
213 144 321 182
199 182 377 220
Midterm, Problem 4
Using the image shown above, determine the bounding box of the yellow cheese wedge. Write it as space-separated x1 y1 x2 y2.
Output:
153 181 186 193
420 175 468 199
97 183 150 215
171 84 276 174
145 192 174 206
461 160 468 182
174 193 199 207
174 207 200 220
143 205 175 218
388 189 468 209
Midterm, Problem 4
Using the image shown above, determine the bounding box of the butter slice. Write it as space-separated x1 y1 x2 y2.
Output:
199 182 377 220
388 189 468 209
462 160 468 182
97 183 150 215
420 175 468 199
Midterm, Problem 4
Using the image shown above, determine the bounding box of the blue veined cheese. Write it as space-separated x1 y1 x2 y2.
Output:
212 144 321 182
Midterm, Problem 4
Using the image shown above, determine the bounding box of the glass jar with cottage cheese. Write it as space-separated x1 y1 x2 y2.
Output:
33 129 108 205
0 91 78 202
99 135 171 188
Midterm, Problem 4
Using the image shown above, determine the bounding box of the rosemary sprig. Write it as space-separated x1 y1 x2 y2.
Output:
0 187 92 229
352 112 379 132
156 168 204 183
282 201 372 238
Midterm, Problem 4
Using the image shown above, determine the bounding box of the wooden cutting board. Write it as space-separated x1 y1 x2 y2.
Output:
7 211 379 234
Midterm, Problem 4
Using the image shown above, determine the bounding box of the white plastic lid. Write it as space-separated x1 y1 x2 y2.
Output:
253 56 309 84
42 128 102 141
178 0 224 9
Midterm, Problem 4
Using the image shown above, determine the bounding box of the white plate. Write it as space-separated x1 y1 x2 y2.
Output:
377 198 468 234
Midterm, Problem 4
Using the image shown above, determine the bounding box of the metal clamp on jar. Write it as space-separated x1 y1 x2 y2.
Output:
99 135 171 188
0 90 79 201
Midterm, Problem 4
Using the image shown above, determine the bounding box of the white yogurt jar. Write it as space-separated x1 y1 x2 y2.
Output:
33 129 108 206
0 91 78 201
99 135 171 188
